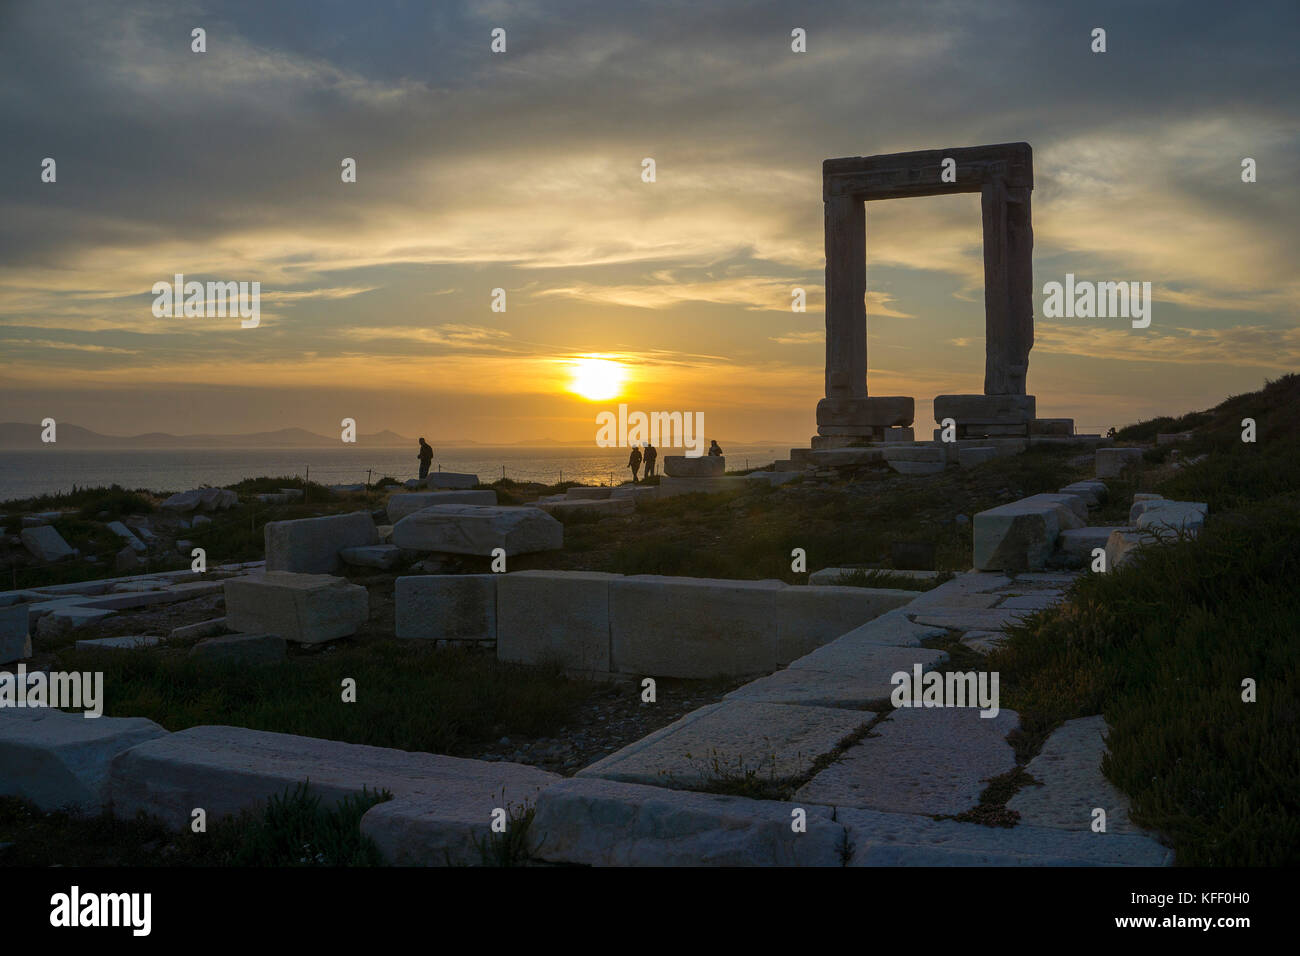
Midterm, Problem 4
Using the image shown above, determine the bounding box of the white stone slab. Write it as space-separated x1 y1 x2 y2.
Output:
528 776 844 866
973 494 1082 571
36 606 116 640
20 525 74 562
579 700 869 789
908 607 1027 632
385 490 497 522
0 708 167 814
663 455 724 477
391 505 563 556
106 521 148 553
74 635 163 651
839 807 1172 866
1006 715 1143 834
105 725 556 834
265 511 378 574
795 708 1020 815
496 571 614 672
772 586 916 663
225 572 368 644
608 576 785 677
1057 526 1125 564
360 763 561 866
727 644 947 708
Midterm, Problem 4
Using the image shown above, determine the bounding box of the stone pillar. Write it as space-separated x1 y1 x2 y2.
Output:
823 195 866 400
981 181 1033 395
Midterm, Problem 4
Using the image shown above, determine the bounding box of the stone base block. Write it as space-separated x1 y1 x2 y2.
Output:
497 571 615 673
973 494 1086 571
817 396 915 429
225 572 368 644
609 577 786 677
934 394 1036 426
662 455 724 478
391 505 563 556
1029 418 1075 437
265 512 378 574
958 446 998 469
537 498 635 518
564 486 612 500
190 633 287 666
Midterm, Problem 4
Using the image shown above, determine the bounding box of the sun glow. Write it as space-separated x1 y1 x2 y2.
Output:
567 357 626 401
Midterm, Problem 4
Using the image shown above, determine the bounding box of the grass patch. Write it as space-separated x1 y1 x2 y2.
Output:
824 568 954 591
0 784 390 867
989 491 1300 864
54 640 598 756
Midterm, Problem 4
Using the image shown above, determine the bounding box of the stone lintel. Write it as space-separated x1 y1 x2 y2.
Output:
823 143 1032 201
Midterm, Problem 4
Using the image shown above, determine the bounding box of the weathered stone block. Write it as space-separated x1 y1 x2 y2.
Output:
105 725 556 845
20 525 74 562
360 763 560 866
264 512 378 574
796 708 1020 816
609 576 785 677
662 455 724 477
225 572 368 644
1006 715 1144 834
817 396 915 428
0 709 167 814
497 571 615 673
772 586 916 663
1130 499 1207 534
395 574 496 643
1095 447 1144 478
933 394 1035 424
385 490 497 523
564 486 612 500
74 635 163 651
339 544 411 570
528 776 844 866
973 494 1083 571
391 505 562 556
580 700 869 789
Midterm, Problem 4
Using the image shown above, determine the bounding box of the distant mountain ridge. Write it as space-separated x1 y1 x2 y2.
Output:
0 422 429 449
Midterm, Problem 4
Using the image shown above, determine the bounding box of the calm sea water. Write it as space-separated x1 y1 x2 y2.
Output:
0 445 790 503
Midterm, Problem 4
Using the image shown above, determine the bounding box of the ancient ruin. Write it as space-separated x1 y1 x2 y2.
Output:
817 142 1070 444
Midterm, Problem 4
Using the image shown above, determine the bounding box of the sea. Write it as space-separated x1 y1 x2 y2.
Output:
0 444 792 503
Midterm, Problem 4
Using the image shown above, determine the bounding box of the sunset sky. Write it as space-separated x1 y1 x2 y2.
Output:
1 0 1297 443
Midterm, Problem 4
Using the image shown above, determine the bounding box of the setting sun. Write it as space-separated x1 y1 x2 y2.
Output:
567 357 626 401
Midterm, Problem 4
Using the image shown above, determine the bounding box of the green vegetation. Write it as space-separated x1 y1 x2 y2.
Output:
1 482 158 518
541 443 1099 580
55 641 595 757
0 785 390 867
988 377 1300 864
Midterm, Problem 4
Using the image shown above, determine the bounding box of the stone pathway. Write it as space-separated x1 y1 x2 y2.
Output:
530 569 1174 866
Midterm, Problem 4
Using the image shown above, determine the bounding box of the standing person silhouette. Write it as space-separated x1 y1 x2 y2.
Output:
417 437 434 480
628 444 643 483
643 441 658 478
707 439 723 457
